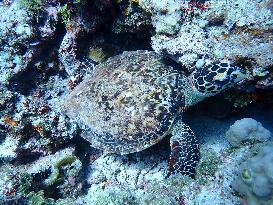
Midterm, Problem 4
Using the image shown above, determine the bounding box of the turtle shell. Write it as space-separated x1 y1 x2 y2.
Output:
64 50 186 154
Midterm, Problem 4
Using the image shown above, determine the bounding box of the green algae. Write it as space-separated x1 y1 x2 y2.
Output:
195 150 220 184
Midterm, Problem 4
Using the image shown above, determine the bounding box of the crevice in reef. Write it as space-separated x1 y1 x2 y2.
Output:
76 0 153 61
7 22 66 96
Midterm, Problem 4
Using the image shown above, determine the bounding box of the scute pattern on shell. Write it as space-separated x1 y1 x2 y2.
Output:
64 50 188 154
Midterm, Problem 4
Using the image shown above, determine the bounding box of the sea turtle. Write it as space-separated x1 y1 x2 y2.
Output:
64 50 247 177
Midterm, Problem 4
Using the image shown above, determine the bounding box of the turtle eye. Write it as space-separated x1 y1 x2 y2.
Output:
230 74 238 82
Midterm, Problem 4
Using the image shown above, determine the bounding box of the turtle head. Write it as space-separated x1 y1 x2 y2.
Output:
189 61 248 95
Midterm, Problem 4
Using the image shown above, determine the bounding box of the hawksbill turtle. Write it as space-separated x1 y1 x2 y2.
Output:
64 50 247 177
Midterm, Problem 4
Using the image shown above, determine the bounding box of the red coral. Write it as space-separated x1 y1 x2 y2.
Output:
181 0 209 18
188 0 207 11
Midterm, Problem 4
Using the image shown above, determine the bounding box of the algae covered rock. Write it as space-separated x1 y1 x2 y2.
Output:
225 118 271 147
232 144 273 205
195 149 220 184
27 147 82 186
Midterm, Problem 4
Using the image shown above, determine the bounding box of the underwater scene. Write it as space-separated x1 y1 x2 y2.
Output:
0 0 273 204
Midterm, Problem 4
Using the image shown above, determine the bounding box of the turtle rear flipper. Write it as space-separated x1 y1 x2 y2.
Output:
168 120 200 178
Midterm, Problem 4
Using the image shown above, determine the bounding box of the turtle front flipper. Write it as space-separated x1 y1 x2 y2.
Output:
167 120 200 178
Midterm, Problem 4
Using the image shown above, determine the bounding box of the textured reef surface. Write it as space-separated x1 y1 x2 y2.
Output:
0 0 272 205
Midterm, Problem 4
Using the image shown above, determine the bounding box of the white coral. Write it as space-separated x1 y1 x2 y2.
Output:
0 136 19 161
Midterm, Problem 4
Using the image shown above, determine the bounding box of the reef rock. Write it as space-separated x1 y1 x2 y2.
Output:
232 144 273 205
226 118 271 147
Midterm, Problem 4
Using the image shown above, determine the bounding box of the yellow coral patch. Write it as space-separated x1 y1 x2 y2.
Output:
88 48 106 63
2 116 18 127
130 0 139 5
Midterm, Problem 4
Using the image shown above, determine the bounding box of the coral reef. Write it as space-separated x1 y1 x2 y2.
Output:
18 0 47 16
0 136 19 162
226 118 271 147
112 0 151 34
232 144 273 205
0 0 272 204
0 148 83 204
138 0 273 90
0 1 35 85
26 147 82 186
0 86 78 163
79 186 138 205
79 143 192 204
195 149 219 184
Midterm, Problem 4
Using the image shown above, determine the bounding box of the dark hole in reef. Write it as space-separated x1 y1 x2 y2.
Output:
77 30 153 63
31 170 52 191
126 134 171 163
14 43 28 55
206 15 225 27
31 170 62 200
73 136 97 194
76 0 153 60
19 122 37 141
13 148 41 165
7 22 66 96
0 124 6 143
162 54 189 75
7 66 41 95
43 186 61 201
233 57 254 69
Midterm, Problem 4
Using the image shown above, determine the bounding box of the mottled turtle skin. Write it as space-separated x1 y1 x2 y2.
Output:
64 50 247 176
